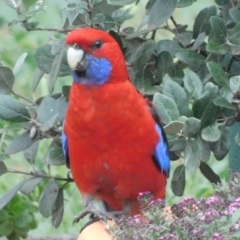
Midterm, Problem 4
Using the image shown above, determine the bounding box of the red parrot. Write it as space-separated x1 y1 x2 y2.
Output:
62 28 170 219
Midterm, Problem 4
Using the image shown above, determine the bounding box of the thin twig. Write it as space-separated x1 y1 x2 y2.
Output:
6 168 74 182
11 90 36 105
23 25 72 34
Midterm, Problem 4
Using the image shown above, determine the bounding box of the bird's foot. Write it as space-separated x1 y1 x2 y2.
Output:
73 207 130 224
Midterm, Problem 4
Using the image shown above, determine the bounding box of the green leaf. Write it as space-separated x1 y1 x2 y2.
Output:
37 96 58 131
51 188 64 228
153 93 179 125
107 0 135 5
0 209 9 222
0 94 30 122
184 139 201 173
170 138 186 151
0 180 27 210
206 39 229 54
156 51 175 82
214 97 235 110
183 69 203 98
57 96 68 125
48 49 65 93
229 8 240 23
111 8 132 25
171 165 185 196
130 40 155 66
46 140 65 166
219 87 234 102
13 52 28 75
156 40 183 56
210 125 230 160
0 221 13 237
0 161 7 177
39 179 59 218
0 66 14 94
6 131 35 154
210 16 227 43
176 50 206 66
32 68 44 92
23 140 40 165
20 177 43 196
197 137 211 162
192 32 207 51
199 162 221 184
193 82 218 127
164 121 184 135
229 23 240 55
162 75 192 117
193 5 217 39
230 76 240 93
133 68 155 95
207 61 229 88
34 44 70 77
177 0 196 8
201 122 221 142
148 0 178 29
182 117 201 137
174 31 192 46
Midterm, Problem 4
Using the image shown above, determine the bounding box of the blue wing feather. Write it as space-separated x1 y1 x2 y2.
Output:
62 128 70 168
154 124 170 176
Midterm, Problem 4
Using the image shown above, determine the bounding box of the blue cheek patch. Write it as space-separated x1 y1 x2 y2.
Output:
73 55 112 85
86 55 111 85
154 124 170 175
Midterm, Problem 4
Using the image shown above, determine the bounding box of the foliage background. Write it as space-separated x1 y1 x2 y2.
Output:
0 0 230 237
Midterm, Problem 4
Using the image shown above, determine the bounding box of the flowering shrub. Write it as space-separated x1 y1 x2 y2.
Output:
110 173 240 240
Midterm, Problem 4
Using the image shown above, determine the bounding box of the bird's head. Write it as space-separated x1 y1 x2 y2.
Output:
66 28 128 85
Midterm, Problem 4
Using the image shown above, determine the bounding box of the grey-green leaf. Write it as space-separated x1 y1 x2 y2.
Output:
199 162 221 184
0 94 30 122
201 122 221 142
207 61 229 88
52 188 64 228
184 139 201 173
6 131 35 154
230 76 240 93
0 66 15 94
37 96 58 131
176 50 206 66
130 40 155 66
20 177 43 195
210 125 231 160
193 82 218 127
23 140 40 164
148 0 178 29
171 165 185 196
153 92 179 125
164 121 184 135
156 51 175 82
193 5 217 39
39 179 59 218
46 140 65 166
214 97 235 110
210 16 227 43
0 180 27 210
13 52 28 75
162 75 192 117
183 69 203 98
156 40 183 56
182 117 201 137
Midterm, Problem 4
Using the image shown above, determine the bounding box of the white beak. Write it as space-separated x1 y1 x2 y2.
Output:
67 47 84 70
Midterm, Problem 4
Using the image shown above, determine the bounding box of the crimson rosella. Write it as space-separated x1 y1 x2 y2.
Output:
62 28 170 221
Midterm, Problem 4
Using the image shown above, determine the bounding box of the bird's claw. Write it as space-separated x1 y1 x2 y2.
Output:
73 208 110 224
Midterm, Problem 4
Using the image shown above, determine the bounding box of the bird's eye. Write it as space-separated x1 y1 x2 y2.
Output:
72 43 80 50
92 40 103 49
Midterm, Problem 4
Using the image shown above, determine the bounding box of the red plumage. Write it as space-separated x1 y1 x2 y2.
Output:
64 28 167 214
